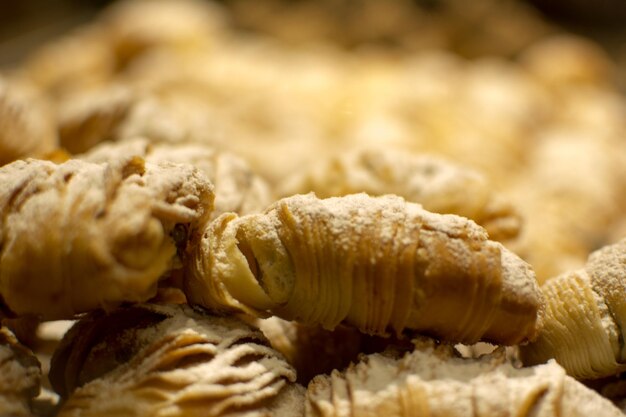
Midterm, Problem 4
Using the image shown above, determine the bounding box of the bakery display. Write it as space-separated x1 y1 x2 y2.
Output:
1 0 626 414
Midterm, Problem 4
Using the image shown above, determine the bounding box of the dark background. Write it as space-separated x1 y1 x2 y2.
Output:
0 0 106 66
1 0 625 67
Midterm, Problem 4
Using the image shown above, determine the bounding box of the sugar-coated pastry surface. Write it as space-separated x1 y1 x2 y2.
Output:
521 239 626 379
0 157 214 319
3 0 626 413
186 193 542 345
51 303 304 417
306 339 623 417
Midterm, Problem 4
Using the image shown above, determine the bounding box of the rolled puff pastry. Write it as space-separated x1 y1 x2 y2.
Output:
0 157 214 319
186 193 542 345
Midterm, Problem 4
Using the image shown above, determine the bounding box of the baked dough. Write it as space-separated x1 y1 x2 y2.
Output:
50 303 304 417
306 338 623 417
279 147 520 241
520 238 626 379
186 193 542 345
0 157 214 319
82 139 272 219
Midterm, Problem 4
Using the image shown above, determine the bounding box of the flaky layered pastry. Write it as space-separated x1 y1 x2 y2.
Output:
50 304 304 417
82 139 272 219
0 77 57 166
186 193 543 345
0 327 41 417
520 238 626 379
279 147 520 241
306 339 623 417
0 157 214 319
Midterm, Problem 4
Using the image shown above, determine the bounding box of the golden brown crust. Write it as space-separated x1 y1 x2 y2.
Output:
82 139 273 219
520 239 626 379
4 1 626 413
51 304 304 417
306 339 623 417
187 193 542 345
279 148 521 242
0 157 214 319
